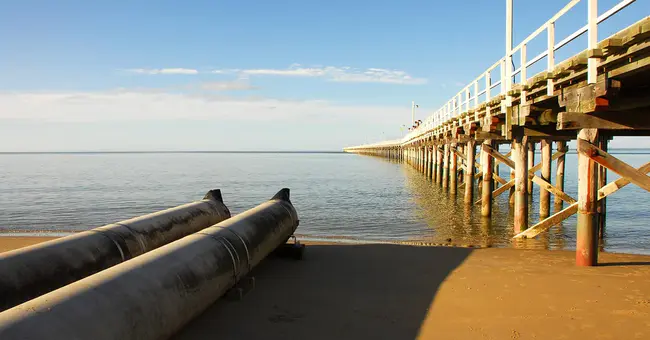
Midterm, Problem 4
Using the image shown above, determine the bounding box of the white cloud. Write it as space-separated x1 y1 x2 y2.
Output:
200 80 256 91
127 64 427 85
231 64 427 85
240 67 327 77
127 68 199 75
0 91 408 124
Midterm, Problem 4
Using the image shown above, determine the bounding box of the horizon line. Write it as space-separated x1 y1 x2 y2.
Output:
0 150 348 155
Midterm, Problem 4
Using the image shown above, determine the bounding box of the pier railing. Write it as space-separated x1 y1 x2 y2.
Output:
403 0 636 144
343 139 402 151
343 3 650 267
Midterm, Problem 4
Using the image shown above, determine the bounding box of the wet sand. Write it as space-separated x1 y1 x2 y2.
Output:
2 237 649 339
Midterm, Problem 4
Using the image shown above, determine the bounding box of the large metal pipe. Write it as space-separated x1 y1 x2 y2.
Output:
0 188 299 340
0 190 231 311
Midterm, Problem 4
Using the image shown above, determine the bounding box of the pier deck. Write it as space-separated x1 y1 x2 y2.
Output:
345 1 650 266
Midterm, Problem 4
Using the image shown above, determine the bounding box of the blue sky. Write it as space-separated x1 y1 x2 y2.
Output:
0 0 648 151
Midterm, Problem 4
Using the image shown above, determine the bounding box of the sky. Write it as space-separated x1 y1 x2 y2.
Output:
0 0 648 151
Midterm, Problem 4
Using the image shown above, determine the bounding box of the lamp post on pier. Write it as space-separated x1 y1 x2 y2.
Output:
411 101 419 127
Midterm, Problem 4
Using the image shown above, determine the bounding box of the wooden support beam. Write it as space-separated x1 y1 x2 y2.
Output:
442 144 450 190
473 162 508 185
515 203 579 239
422 147 427 175
420 147 425 172
514 161 650 239
452 147 466 165
577 138 650 192
493 144 500 189
457 144 464 185
428 147 432 180
412 148 416 166
481 140 494 217
476 131 509 141
450 144 458 195
509 141 515 205
555 141 567 207
428 147 432 177
523 126 576 137
540 140 552 218
477 145 570 209
421 147 426 172
558 81 619 114
475 180 514 205
531 176 576 204
513 130 529 232
576 128 599 266
432 147 438 182
558 111 650 130
464 140 476 204
599 161 650 199
598 137 608 241
529 150 566 173
481 144 515 169
528 142 535 196
435 147 443 185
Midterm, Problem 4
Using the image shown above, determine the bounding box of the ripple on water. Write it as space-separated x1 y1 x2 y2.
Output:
0 152 649 255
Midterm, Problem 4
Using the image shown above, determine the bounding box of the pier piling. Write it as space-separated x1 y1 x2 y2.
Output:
464 140 476 204
513 130 528 232
442 144 450 190
450 144 458 195
436 146 443 185
509 140 516 205
576 129 599 266
555 141 567 208
528 142 535 196
540 140 552 218
598 137 609 241
344 14 650 266
481 140 494 217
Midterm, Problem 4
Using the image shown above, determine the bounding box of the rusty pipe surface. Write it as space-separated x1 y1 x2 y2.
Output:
0 188 298 340
0 190 231 312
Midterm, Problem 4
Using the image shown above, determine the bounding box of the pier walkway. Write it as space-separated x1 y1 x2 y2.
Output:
345 0 650 266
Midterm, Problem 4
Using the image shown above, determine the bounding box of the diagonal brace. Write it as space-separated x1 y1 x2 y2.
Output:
577 139 650 192
514 161 650 239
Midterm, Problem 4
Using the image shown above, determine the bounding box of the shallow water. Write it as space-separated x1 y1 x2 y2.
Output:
0 151 649 254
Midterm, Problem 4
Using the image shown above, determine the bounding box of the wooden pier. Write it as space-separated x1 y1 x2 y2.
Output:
345 1 650 266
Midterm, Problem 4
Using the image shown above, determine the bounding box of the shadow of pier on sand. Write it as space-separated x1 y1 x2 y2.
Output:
173 244 473 340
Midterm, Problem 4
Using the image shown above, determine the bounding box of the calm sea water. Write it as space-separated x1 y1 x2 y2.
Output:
1 151 649 255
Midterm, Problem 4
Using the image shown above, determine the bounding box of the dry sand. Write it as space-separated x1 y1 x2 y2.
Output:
2 237 649 339
0 236 57 253
174 244 650 340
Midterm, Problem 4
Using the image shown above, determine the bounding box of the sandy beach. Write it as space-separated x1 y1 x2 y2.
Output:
0 236 59 253
2 236 650 339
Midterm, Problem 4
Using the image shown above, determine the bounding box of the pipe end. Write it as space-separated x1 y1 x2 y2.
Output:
271 188 291 202
203 189 224 202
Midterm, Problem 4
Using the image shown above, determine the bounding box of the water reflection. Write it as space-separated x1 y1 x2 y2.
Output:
402 162 567 250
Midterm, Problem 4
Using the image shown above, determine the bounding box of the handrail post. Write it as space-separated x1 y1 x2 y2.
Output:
505 0 513 98
485 71 491 101
521 43 527 105
587 0 598 84
500 59 506 95
547 22 555 96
